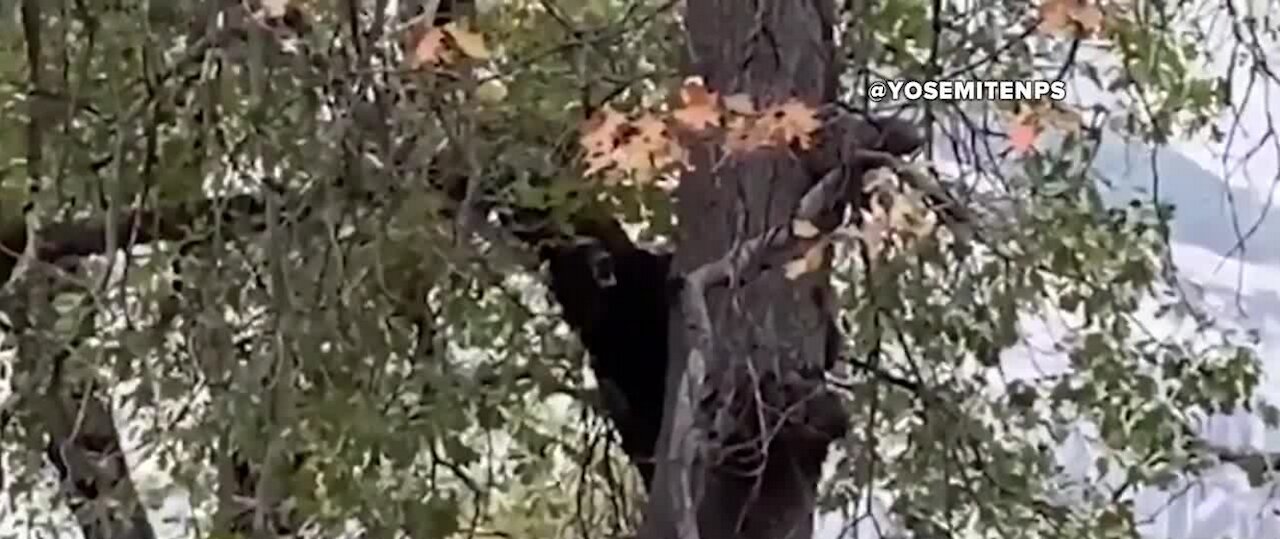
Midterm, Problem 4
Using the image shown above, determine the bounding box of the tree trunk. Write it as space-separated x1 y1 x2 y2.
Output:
0 2 921 537
640 1 851 538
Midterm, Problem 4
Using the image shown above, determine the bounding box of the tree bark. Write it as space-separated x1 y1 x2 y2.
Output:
1 2 929 537
641 1 863 538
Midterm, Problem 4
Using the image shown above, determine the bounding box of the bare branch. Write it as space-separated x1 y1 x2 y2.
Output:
0 195 267 287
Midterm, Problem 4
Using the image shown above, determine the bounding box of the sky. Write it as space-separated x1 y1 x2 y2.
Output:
817 5 1280 537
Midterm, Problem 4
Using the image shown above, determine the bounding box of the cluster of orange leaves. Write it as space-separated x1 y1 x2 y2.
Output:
1008 0 1107 151
407 21 491 69
578 77 823 187
1008 102 1084 153
1039 0 1105 37
576 78 948 280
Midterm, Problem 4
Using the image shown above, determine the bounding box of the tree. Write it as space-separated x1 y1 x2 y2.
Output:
0 0 1274 539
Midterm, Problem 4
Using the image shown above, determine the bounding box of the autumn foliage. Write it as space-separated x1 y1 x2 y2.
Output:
576 77 823 185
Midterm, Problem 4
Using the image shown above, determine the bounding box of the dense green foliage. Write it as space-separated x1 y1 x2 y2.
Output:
0 1 1272 538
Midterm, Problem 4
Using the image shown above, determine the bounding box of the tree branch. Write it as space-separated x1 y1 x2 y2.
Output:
802 111 923 179
0 195 267 286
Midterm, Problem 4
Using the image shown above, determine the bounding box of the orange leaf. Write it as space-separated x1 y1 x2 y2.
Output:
1039 0 1072 33
638 116 687 171
757 99 821 149
409 27 450 68
1008 113 1039 154
672 77 721 132
580 106 628 176
724 117 769 154
579 110 687 181
1071 5 1104 33
1039 0 1104 36
617 115 679 177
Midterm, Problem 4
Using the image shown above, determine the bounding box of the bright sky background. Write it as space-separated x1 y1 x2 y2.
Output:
818 4 1280 537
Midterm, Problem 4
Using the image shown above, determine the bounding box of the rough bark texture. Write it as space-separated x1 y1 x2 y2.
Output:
1 1 927 537
643 2 861 538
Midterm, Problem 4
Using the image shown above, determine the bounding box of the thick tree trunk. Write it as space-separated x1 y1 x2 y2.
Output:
641 2 850 539
2 2 924 538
